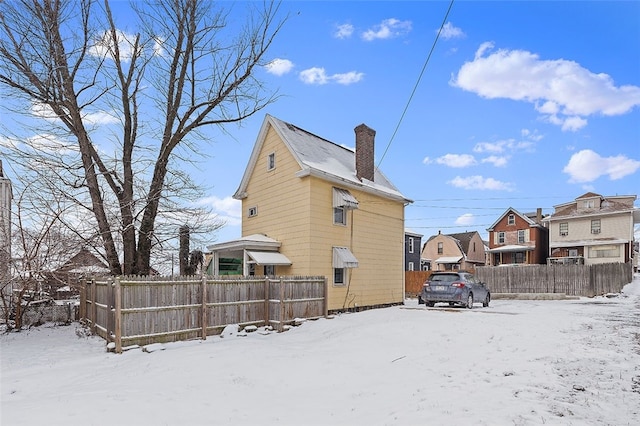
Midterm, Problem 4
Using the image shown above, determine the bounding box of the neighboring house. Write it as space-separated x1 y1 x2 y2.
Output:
404 230 423 271
421 230 486 271
486 208 549 265
543 192 640 265
0 160 11 281
207 114 412 312
44 248 111 298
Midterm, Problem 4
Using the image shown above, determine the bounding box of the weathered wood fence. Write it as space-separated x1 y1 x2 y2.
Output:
80 275 327 353
475 262 633 297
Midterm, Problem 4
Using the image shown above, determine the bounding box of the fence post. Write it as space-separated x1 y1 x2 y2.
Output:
323 277 328 317
264 277 270 328
114 277 122 354
201 275 207 340
90 279 97 334
278 277 285 332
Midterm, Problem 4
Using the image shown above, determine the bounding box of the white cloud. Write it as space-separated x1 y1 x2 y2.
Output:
198 195 242 226
481 156 509 167
451 43 640 131
334 23 354 39
473 138 535 154
362 18 412 41
455 213 475 226
27 133 78 154
422 157 432 164
265 58 294 76
563 149 640 183
299 67 329 85
435 154 476 168
332 71 364 85
299 68 363 85
83 111 120 125
439 22 465 40
89 30 137 61
448 175 514 191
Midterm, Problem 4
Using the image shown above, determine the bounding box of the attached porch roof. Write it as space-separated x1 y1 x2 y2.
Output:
435 256 463 264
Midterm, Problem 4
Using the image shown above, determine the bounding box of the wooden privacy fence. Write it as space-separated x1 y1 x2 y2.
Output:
475 262 633 297
80 275 327 353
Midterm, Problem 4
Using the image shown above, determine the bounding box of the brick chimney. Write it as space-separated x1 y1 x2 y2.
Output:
354 124 375 181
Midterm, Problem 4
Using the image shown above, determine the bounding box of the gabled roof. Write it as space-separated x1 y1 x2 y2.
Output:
486 207 539 231
54 248 110 274
425 231 479 256
234 114 411 204
546 193 638 220
576 192 601 199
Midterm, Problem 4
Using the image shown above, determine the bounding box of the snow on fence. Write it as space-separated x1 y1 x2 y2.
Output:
475 262 633 297
80 275 327 353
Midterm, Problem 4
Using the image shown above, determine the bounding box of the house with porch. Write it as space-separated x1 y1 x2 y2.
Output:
486 208 548 265
207 114 412 312
421 230 485 271
542 192 639 265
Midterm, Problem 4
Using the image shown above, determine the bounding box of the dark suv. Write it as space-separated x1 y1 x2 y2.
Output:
420 271 490 309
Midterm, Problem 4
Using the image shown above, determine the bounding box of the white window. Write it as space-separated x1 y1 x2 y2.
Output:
591 219 601 234
267 152 276 171
248 206 258 218
334 268 345 285
408 237 414 254
437 242 443 254
498 232 505 244
583 200 594 208
589 245 619 258
507 214 515 225
559 222 568 236
408 262 414 271
333 206 346 225
518 230 525 244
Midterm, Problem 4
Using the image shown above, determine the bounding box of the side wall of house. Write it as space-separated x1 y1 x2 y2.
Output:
465 233 486 265
241 126 312 275
307 179 405 310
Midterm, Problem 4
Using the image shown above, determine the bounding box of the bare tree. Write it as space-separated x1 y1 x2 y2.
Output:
0 0 285 275
0 179 88 331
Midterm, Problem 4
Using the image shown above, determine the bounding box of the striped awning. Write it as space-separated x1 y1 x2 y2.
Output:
333 187 359 210
333 247 359 268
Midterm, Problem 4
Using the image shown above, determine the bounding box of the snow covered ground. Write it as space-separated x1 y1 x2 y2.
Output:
2 275 639 426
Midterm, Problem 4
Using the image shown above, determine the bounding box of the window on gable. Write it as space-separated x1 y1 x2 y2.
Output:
267 152 276 171
507 214 515 225
518 230 525 244
498 232 505 244
408 237 414 254
559 222 568 236
591 219 601 234
248 206 258 218
437 242 443 254
583 200 594 209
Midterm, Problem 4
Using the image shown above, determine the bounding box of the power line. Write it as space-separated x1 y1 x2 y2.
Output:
376 0 455 170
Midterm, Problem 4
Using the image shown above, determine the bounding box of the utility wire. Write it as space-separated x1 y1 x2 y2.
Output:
376 0 455 170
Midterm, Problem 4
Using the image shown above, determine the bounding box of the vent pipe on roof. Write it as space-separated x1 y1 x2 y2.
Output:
354 124 375 182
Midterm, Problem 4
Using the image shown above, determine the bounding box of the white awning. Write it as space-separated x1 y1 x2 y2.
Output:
333 247 359 268
435 256 463 264
488 245 535 253
333 187 359 210
246 251 292 265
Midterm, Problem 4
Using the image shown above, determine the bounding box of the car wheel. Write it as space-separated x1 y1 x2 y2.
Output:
483 293 491 307
426 301 435 307
466 293 473 309
449 302 455 307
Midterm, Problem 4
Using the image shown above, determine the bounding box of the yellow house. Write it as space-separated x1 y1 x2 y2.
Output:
207 114 412 312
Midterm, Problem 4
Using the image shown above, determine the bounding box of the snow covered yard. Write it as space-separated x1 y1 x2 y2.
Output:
2 276 639 426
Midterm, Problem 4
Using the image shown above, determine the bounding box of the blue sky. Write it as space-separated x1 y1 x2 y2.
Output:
1 1 639 248
199 1 640 244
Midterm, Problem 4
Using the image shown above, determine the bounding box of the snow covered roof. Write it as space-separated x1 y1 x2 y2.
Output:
234 114 412 204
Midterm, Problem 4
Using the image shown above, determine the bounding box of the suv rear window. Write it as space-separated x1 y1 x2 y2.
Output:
430 274 459 282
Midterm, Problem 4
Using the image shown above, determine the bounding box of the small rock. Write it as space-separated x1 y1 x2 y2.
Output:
573 385 586 391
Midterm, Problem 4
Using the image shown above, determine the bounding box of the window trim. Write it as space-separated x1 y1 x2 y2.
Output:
507 214 515 225
498 232 505 244
333 268 345 286
408 237 414 254
248 206 258 218
517 229 525 244
333 206 346 226
437 242 443 255
267 152 276 171
408 261 414 271
559 222 568 236
591 219 601 234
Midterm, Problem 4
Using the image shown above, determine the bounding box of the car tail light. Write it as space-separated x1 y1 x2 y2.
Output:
423 282 430 288
451 281 465 288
